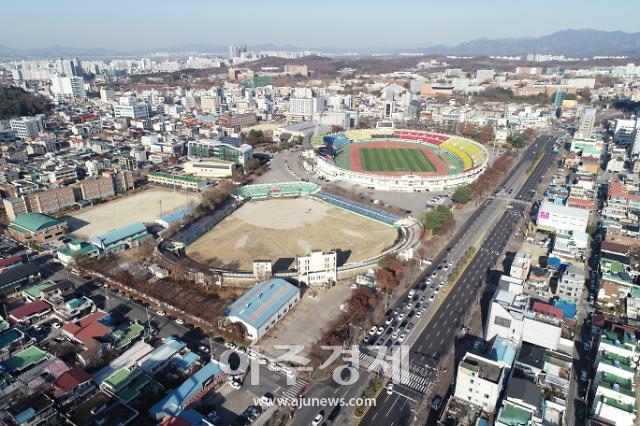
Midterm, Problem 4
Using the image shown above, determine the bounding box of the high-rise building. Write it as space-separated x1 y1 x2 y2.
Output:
614 118 638 146
113 102 149 119
576 108 597 139
55 58 83 77
50 76 86 99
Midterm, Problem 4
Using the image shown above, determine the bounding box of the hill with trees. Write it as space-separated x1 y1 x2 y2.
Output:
0 87 51 120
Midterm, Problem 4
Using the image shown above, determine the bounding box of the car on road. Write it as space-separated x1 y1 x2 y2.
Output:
328 405 341 422
260 393 275 406
312 412 324 425
386 383 394 394
176 318 184 325
156 310 166 317
229 380 242 390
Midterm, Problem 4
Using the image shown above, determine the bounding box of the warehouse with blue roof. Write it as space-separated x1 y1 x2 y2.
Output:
90 222 150 254
148 360 226 420
225 278 300 341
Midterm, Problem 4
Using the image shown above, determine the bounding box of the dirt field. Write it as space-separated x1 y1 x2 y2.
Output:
66 188 200 240
186 197 398 270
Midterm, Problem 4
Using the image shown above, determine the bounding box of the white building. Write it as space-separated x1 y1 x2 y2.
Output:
485 284 528 343
536 201 589 235
114 102 149 120
183 159 235 178
225 278 300 341
454 352 505 414
297 251 337 286
614 118 638 146
509 252 532 280
555 263 584 304
288 97 325 119
10 116 44 139
50 76 86 99
576 107 597 139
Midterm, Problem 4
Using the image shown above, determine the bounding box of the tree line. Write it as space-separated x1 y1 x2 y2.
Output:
0 86 51 119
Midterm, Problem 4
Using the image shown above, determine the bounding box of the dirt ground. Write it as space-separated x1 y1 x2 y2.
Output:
256 284 354 359
66 188 200 240
186 197 398 270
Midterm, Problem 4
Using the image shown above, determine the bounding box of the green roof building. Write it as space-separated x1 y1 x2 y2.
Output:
8 213 67 244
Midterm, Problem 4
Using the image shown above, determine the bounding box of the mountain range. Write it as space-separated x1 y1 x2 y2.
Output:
1 29 639 58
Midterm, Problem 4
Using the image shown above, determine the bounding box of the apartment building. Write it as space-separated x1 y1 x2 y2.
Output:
454 352 505 413
79 175 116 201
555 263 585 304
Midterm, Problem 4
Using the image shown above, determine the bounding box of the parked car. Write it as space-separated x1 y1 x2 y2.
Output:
386 383 394 394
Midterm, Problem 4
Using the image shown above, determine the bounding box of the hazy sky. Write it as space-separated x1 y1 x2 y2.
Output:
3 0 639 51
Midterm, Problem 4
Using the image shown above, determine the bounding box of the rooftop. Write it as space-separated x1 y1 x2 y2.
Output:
225 278 299 330
3 345 49 372
91 222 148 248
11 212 64 233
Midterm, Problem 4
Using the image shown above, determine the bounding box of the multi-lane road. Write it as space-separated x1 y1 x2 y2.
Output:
357 134 559 426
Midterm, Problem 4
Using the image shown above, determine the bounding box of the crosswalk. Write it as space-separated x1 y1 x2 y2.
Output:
358 353 430 394
280 378 308 403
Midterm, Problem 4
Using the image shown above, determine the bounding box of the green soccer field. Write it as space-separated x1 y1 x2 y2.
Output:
359 147 436 173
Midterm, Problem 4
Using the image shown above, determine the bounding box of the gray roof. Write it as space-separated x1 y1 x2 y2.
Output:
506 377 542 409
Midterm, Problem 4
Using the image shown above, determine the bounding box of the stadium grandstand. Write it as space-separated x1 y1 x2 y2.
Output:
313 129 488 192
315 191 399 226
235 182 319 199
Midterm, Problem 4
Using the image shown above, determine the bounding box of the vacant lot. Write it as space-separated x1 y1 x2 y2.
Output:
67 188 200 240
186 197 398 270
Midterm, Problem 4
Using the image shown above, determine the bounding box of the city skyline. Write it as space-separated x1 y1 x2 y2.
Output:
2 0 640 51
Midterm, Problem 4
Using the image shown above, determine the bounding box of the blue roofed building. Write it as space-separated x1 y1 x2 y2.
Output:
137 337 186 375
149 360 227 421
225 278 300 341
90 222 150 254
155 208 191 229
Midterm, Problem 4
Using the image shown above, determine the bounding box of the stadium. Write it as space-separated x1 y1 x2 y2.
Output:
173 182 420 277
314 129 488 192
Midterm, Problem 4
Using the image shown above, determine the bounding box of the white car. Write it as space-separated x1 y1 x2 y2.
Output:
405 303 412 311
426 278 432 285
376 326 385 335
397 313 405 321
283 368 296 378
415 311 422 318
368 326 378 335
312 413 324 425
175 318 184 325
398 333 407 342
429 295 435 301
229 380 242 390
51 321 61 329
385 317 393 325
392 329 399 338
156 310 166 317
386 383 394 394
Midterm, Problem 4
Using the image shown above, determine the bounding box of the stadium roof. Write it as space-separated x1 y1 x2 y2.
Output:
10 213 64 233
225 278 299 330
